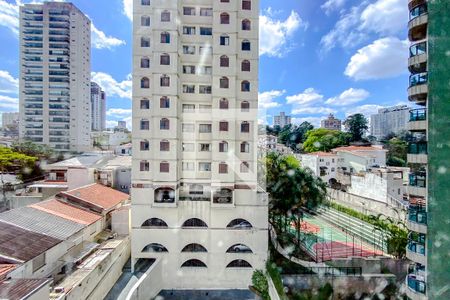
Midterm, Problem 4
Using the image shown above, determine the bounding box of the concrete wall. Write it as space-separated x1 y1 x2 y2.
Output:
282 274 396 296
128 258 163 300
29 280 52 300
348 172 404 203
112 205 130 235
327 188 407 223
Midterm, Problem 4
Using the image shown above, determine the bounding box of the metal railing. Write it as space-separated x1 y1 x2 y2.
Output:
409 108 427 121
407 274 426 294
409 172 426 188
408 142 427 154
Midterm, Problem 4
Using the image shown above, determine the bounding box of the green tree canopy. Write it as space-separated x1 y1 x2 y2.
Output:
11 141 54 160
302 128 351 153
0 147 37 180
344 113 369 142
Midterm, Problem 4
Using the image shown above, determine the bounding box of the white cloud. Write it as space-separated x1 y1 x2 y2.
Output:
0 1 124 50
321 0 346 15
91 23 125 50
123 0 132 21
345 37 408 81
359 0 408 35
258 90 285 109
345 104 383 117
106 108 132 117
0 95 18 111
326 88 370 106
0 0 19 35
91 72 132 99
286 88 324 105
259 9 306 57
320 0 408 53
292 107 336 115
0 70 18 94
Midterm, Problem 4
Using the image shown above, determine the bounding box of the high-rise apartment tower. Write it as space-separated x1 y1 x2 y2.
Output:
405 0 450 299
131 0 267 290
19 2 91 152
91 82 106 131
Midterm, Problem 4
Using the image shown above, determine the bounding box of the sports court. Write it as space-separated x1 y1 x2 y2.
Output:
288 212 384 263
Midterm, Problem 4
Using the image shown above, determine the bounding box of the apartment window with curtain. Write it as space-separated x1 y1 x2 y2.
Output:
140 99 150 109
141 37 150 47
160 118 170 130
140 57 150 68
220 55 229 67
160 140 170 151
220 77 229 89
220 98 229 109
242 0 251 10
219 121 229 131
160 53 170 65
241 142 250 153
141 16 150 26
140 119 149 130
241 60 250 72
140 140 149 151
183 7 195 15
219 162 228 174
140 161 150 171
220 35 230 46
220 13 230 24
160 32 170 43
242 19 251 30
241 121 250 133
161 10 171 22
160 75 170 87
219 141 228 152
160 97 170 108
160 162 169 173
241 101 250 112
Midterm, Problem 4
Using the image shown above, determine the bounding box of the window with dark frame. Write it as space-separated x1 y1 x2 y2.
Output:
219 162 228 174
219 121 229 131
160 162 169 173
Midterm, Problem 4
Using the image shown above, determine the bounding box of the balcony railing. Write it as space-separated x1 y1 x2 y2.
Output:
409 208 427 225
410 72 428 87
407 274 426 294
410 3 427 20
410 108 426 121
409 142 427 154
410 41 427 57
408 241 426 255
409 172 426 188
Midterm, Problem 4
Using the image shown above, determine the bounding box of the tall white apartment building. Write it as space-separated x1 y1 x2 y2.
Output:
131 0 267 290
19 2 91 152
91 82 106 131
370 105 410 140
273 111 291 128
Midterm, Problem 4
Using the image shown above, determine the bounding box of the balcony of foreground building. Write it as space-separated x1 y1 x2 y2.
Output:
406 273 427 300
408 202 427 234
408 108 427 131
407 233 427 266
408 1 428 41
409 41 427 73
408 72 428 104
409 172 426 198
408 141 427 164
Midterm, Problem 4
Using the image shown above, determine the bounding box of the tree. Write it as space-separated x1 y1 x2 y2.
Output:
344 113 368 142
11 141 54 161
0 147 38 183
302 128 351 153
386 138 408 167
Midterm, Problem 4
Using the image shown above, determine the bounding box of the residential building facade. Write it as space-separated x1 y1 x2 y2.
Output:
19 2 91 152
131 0 267 290
320 113 341 131
370 105 409 140
405 1 450 299
273 111 291 128
91 82 106 131
1 112 19 129
300 151 337 184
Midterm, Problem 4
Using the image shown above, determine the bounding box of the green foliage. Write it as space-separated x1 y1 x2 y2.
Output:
344 113 368 142
11 141 54 160
326 201 407 258
385 138 408 167
267 122 314 152
252 270 270 300
266 261 288 300
303 128 350 153
0 146 38 181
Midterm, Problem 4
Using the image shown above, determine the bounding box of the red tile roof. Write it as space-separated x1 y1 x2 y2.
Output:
0 264 16 281
59 183 129 212
308 151 337 157
30 199 102 225
0 279 51 299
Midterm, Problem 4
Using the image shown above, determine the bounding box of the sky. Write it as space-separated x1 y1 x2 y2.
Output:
0 0 411 129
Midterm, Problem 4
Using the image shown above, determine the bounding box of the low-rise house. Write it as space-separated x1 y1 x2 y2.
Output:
94 156 131 194
0 278 52 300
332 145 388 174
114 143 132 156
299 151 338 184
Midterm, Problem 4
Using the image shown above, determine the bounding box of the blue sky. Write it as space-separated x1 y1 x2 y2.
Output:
0 0 411 128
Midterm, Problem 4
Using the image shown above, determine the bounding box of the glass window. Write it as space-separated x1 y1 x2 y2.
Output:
241 122 250 133
161 10 171 22
160 162 169 172
219 121 229 131
240 162 250 173
199 85 212 94
182 104 195 112
220 55 229 67
220 98 229 109
140 119 149 130
141 37 150 47
141 0 150 5
183 85 195 93
200 143 211 151
200 8 212 16
141 77 150 89
183 26 196 35
241 60 250 71
182 162 195 171
220 77 229 88
183 45 195 54
241 81 250 92
242 40 251 51
183 65 196 74
160 75 170 87
183 7 195 15
200 27 212 35
219 162 228 174
160 118 170 130
219 141 228 152
160 97 170 108
220 35 230 46
242 19 251 30
160 53 170 65
199 124 212 133
140 99 150 109
140 140 149 151
160 140 170 151
160 32 170 43
140 160 150 171
242 0 251 10
199 162 211 171
140 57 150 68
141 16 150 26
241 142 249 152
220 13 230 24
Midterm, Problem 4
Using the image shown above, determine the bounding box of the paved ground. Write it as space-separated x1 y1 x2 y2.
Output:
288 213 382 262
156 290 258 300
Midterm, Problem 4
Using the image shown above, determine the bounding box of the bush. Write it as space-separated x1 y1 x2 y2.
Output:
267 261 288 300
252 270 269 300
